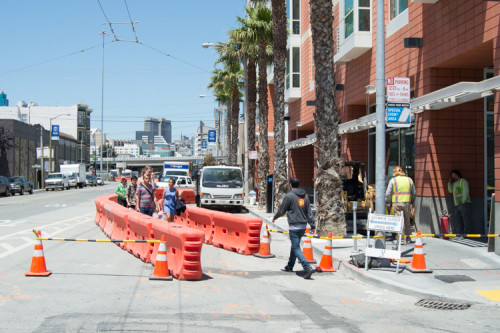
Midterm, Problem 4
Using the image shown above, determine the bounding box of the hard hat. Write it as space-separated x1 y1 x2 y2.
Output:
393 166 405 176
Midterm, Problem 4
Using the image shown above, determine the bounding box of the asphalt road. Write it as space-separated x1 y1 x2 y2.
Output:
1 184 499 332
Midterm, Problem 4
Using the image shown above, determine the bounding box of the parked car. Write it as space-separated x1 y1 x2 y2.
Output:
45 173 70 191
86 175 97 187
96 177 104 186
157 175 195 190
8 176 34 195
67 174 78 189
0 176 11 197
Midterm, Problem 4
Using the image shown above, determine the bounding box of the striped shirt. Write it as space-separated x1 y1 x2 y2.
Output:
136 184 156 208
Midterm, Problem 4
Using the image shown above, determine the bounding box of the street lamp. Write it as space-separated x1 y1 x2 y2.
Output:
49 113 70 173
99 30 109 173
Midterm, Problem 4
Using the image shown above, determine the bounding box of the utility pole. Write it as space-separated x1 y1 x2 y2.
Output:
375 0 387 248
40 126 44 189
99 30 108 172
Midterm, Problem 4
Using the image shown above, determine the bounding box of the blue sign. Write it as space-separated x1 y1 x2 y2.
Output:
201 140 207 150
208 130 216 144
164 163 189 169
51 125 60 140
386 103 411 128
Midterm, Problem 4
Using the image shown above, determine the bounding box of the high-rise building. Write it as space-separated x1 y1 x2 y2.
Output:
0 91 9 106
144 117 171 143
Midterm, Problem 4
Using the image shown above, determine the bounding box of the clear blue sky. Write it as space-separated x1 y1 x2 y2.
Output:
0 0 247 140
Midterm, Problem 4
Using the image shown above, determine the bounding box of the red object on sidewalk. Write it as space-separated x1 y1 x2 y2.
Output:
25 230 52 277
440 210 450 240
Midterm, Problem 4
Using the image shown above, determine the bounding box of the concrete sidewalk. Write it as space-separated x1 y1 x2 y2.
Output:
247 205 500 306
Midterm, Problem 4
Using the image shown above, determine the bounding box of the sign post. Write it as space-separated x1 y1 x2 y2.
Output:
365 212 404 274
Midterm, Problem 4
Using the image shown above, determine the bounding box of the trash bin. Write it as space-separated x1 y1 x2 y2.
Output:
249 190 256 206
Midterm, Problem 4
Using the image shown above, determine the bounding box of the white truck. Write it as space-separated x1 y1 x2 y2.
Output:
163 162 190 177
196 166 244 213
60 163 87 188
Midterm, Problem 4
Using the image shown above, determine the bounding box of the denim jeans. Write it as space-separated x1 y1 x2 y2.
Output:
140 207 154 216
454 203 472 234
288 229 311 270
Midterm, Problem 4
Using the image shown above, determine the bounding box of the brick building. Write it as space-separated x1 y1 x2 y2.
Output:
265 0 500 236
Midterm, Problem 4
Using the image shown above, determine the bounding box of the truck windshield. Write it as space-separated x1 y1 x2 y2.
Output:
202 168 242 188
47 174 63 179
165 171 188 176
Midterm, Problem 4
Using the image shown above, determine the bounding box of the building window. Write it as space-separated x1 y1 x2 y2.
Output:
359 0 371 32
345 0 354 38
291 0 300 34
286 47 301 89
78 111 84 126
390 0 408 21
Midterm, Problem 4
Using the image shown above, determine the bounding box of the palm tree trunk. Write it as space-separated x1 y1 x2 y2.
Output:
272 0 288 210
310 0 346 236
257 37 269 209
231 87 240 165
226 102 232 160
247 59 257 190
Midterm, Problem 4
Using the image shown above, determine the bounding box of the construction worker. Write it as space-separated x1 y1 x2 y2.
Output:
385 166 416 244
448 170 472 235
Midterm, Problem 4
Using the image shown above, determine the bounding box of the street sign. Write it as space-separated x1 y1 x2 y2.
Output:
201 141 207 150
386 77 410 103
208 130 216 145
248 151 258 159
367 213 403 233
51 125 60 141
32 164 41 169
386 102 411 128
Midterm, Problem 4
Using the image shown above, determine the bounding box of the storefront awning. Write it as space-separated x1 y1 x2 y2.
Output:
286 76 500 147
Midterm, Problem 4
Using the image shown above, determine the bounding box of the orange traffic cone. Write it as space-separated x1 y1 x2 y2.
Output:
302 228 317 264
150 235 173 280
25 230 52 277
316 232 336 272
253 225 275 258
407 230 432 273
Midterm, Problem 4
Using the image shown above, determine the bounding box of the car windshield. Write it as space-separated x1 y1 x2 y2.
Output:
164 176 179 183
202 168 242 187
48 174 63 179
8 177 21 182
68 175 75 179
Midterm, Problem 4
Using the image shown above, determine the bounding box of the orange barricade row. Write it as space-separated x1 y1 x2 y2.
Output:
150 221 205 281
211 211 262 255
177 188 196 204
94 198 103 227
184 206 215 244
110 206 131 250
102 204 115 237
127 213 155 263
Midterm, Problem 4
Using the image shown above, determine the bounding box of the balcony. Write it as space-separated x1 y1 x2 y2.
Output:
334 0 372 64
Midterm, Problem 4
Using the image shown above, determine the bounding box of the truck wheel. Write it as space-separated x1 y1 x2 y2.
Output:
45 188 49 191
20 188 24 195
235 206 242 213
29 188 34 194
5 190 10 197
61 186 64 191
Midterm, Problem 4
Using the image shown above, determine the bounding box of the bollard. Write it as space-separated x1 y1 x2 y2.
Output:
352 201 359 253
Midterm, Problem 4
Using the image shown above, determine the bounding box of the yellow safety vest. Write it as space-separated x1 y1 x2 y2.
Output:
392 176 412 203
455 178 470 203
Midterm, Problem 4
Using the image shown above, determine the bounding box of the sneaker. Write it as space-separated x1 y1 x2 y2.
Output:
303 268 315 279
282 265 293 272
406 236 413 243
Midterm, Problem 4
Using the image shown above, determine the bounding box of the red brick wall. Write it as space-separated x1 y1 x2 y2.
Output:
494 36 500 201
289 145 314 187
341 105 369 163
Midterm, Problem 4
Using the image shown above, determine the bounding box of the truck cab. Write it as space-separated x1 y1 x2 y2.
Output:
197 166 244 213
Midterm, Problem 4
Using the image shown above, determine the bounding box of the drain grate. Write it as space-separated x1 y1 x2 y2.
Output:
415 299 471 310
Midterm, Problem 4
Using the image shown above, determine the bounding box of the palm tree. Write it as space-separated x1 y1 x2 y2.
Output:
208 67 240 164
245 4 273 209
310 0 346 236
271 0 288 210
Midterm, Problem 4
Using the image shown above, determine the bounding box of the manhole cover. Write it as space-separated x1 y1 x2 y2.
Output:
434 275 475 283
415 299 471 310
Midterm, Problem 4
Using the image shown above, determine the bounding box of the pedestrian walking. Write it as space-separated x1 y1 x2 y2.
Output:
272 178 316 279
448 170 472 235
115 177 127 207
138 166 156 189
136 175 157 216
163 178 179 222
126 176 138 210
385 166 416 244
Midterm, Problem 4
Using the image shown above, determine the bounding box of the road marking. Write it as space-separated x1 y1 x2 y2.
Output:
0 219 27 227
44 203 72 208
0 213 93 259
461 258 491 269
475 290 500 302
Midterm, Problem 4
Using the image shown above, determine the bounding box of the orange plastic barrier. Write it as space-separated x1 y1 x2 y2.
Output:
211 211 262 255
94 198 103 226
177 188 196 204
127 212 155 263
110 206 130 250
184 206 215 244
150 220 205 280
102 204 115 237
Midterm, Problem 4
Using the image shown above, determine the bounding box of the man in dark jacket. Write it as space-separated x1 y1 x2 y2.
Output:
272 178 316 279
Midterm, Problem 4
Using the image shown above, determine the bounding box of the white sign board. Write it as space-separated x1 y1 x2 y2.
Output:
386 77 410 103
36 147 52 159
367 213 403 233
248 151 258 160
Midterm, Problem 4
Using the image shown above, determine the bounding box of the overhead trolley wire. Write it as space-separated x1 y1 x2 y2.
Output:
123 0 139 42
